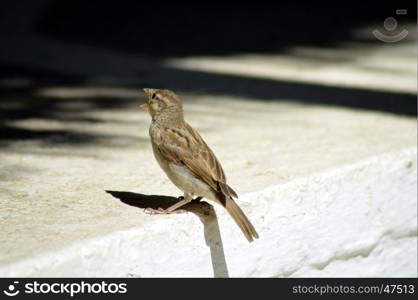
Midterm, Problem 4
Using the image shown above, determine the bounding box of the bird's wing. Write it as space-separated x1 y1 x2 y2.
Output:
152 122 230 195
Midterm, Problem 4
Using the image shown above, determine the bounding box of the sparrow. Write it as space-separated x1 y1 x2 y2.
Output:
140 88 259 242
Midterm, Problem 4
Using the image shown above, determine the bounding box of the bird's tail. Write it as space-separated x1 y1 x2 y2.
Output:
217 181 259 242
224 197 259 242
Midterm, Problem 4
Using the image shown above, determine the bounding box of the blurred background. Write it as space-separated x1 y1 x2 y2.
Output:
0 1 416 148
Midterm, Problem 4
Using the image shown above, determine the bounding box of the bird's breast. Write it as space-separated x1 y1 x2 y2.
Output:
166 163 215 199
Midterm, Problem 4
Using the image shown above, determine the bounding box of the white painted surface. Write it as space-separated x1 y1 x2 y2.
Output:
1 148 416 277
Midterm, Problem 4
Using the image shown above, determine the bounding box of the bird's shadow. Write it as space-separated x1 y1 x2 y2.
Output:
105 190 229 278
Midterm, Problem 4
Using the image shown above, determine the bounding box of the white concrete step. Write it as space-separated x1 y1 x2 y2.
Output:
0 94 416 277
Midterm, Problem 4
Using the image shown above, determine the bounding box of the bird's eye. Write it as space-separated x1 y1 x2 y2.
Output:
151 93 156 99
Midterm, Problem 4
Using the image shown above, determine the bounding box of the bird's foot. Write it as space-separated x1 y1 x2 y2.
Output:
192 196 203 202
144 207 188 215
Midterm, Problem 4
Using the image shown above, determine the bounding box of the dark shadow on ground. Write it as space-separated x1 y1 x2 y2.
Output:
143 67 417 116
106 190 229 277
0 65 141 146
0 60 415 149
0 2 415 148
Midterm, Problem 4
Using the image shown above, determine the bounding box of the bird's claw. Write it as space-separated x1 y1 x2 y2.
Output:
143 207 188 215
143 207 166 215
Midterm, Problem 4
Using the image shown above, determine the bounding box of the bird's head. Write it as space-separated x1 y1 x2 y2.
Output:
141 88 183 121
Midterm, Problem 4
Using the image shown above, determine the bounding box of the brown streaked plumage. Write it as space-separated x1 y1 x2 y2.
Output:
141 88 259 242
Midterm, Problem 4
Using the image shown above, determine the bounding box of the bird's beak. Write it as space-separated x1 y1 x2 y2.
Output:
140 88 153 110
